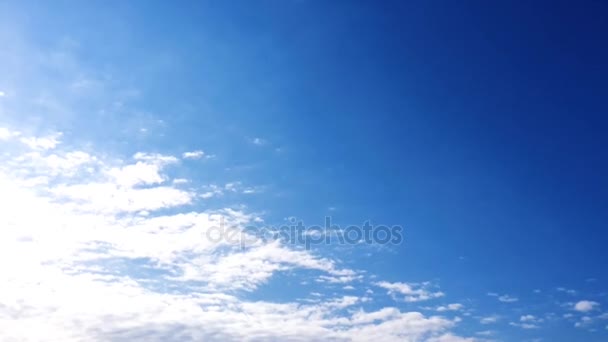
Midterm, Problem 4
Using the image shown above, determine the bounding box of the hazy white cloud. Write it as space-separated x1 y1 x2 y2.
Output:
182 150 205 159
19 132 62 150
317 274 363 284
251 137 267 145
480 315 500 324
498 295 518 303
487 292 518 303
437 304 464 312
521 315 541 323
179 241 358 292
574 300 599 312
556 287 577 295
351 307 401 324
510 315 542 329
575 316 593 328
0 127 20 140
510 322 539 329
375 281 445 302
133 152 179 164
108 162 166 187
426 334 477 342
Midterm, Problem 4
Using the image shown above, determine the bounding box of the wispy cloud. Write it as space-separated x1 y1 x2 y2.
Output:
182 150 206 159
487 292 518 303
0 125 474 341
375 281 445 302
251 137 267 146
480 315 500 324
436 303 464 312
556 287 577 295
510 315 543 329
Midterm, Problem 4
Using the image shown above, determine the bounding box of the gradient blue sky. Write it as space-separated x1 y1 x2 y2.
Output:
1 1 607 341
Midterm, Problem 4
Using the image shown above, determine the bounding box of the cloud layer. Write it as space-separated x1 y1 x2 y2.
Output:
0 126 472 341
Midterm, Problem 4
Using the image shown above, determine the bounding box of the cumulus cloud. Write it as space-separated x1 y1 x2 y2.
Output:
19 134 61 150
0 126 20 140
574 300 599 313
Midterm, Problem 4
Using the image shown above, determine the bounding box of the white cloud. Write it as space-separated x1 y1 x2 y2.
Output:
437 304 464 312
0 127 21 140
574 300 599 312
499 295 518 303
108 162 166 187
575 316 593 328
375 281 445 302
53 182 194 213
351 307 401 324
510 315 542 329
0 132 479 341
317 274 363 284
199 184 224 199
19 132 62 150
0 128 10 140
520 315 541 323
177 240 358 292
509 322 538 329
480 315 499 324
43 151 96 173
133 152 179 164
556 287 577 295
488 293 518 303
0 269 463 342
251 137 266 145
426 334 477 342
182 150 205 159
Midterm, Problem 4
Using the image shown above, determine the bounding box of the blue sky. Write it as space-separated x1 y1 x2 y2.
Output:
1 1 607 341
